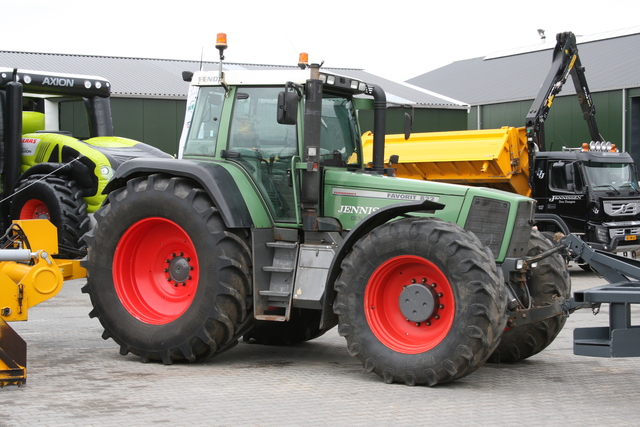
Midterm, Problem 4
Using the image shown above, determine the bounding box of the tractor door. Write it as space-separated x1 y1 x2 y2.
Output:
227 87 298 223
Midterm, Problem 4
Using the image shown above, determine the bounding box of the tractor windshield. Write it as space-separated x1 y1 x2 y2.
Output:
182 86 226 156
319 94 360 167
583 162 639 191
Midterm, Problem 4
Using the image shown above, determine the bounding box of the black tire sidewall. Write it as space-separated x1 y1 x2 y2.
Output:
336 218 506 384
489 228 571 363
10 176 89 257
87 179 240 352
11 179 65 223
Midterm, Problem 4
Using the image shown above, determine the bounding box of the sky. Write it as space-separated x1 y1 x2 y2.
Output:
2 0 639 82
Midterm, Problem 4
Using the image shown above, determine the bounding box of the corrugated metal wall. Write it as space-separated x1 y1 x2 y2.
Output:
62 98 465 153
359 107 467 135
60 98 186 155
467 90 625 152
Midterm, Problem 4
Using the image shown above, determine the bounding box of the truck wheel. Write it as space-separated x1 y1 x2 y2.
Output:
243 309 328 345
334 218 507 386
488 228 571 363
10 175 90 258
81 174 253 364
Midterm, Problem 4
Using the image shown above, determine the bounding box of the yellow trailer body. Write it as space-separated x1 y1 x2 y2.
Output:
362 127 531 197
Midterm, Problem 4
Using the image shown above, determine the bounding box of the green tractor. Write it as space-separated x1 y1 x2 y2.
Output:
81 39 569 385
0 68 171 258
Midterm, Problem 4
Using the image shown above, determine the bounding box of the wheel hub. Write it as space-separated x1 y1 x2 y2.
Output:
166 252 192 285
399 283 439 323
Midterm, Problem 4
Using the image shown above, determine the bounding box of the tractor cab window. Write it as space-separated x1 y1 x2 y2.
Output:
182 87 226 156
228 87 297 222
319 95 359 167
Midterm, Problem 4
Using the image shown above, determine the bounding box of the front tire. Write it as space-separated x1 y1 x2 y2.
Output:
10 175 90 258
82 174 253 364
334 218 507 386
488 228 571 363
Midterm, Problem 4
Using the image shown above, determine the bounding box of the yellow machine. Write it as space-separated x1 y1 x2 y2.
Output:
0 220 85 387
361 127 531 196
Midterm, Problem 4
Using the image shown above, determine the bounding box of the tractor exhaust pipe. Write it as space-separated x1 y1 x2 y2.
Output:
369 84 386 174
300 63 323 231
2 75 23 225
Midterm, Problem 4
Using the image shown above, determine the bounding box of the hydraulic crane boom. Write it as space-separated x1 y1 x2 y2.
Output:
525 31 602 152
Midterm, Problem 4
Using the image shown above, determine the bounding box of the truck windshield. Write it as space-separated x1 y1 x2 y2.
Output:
583 162 638 190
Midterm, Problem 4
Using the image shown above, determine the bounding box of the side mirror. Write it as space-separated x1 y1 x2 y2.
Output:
182 71 194 82
277 91 298 125
403 112 413 140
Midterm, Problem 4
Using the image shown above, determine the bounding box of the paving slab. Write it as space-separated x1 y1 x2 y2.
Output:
1 267 639 426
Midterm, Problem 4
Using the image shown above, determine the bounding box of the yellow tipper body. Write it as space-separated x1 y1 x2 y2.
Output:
362 127 531 197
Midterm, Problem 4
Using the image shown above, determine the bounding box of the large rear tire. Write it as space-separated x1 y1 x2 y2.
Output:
488 228 571 363
82 174 253 364
10 175 90 258
334 218 507 386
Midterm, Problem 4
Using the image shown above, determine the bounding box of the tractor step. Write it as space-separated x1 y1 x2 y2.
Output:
573 282 640 357
263 266 294 273
259 290 291 299
254 238 299 321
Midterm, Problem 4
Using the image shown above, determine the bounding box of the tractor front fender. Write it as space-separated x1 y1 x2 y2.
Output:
104 158 253 229
319 199 445 329
18 160 96 196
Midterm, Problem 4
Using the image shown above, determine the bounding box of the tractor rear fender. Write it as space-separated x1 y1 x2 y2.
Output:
319 199 445 329
103 158 253 229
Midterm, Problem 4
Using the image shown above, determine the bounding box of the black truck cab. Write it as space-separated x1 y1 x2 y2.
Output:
534 148 640 252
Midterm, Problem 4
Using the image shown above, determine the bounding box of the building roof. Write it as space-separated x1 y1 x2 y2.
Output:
407 27 640 106
0 51 467 109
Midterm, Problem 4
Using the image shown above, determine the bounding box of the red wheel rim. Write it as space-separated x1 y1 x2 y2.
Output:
20 199 50 219
365 255 455 354
113 217 199 325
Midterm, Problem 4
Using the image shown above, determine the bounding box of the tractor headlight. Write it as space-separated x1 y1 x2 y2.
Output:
100 165 115 179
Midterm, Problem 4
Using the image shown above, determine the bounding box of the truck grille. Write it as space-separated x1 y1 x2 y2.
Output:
603 200 640 216
610 227 640 238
